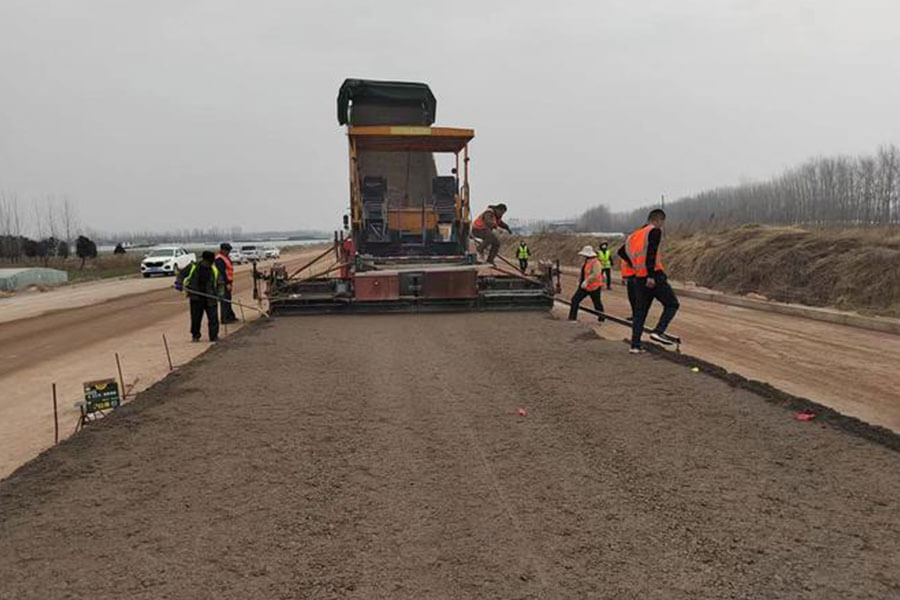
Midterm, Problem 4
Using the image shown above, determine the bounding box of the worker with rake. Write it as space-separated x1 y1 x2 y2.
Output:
568 245 605 323
175 250 224 343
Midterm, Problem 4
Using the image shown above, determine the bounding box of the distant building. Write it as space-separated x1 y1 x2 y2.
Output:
543 220 578 234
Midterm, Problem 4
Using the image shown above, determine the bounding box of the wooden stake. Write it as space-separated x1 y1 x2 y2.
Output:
162 333 173 371
52 383 59 444
115 352 126 400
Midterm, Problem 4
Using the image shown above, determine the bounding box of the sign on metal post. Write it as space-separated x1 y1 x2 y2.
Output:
83 378 122 413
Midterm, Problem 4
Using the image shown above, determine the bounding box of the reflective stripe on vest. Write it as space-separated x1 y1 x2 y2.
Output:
625 224 664 278
597 248 612 268
184 263 219 295
583 257 603 291
215 252 234 282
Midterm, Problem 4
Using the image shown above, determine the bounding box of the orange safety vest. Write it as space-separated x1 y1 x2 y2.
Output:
215 252 234 283
624 224 664 278
583 257 604 291
473 209 496 230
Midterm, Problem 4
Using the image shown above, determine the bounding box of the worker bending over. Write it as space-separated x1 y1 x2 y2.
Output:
472 203 511 265
568 245 605 322
619 209 679 353
214 242 237 324
176 250 224 343
516 240 532 273
596 242 613 289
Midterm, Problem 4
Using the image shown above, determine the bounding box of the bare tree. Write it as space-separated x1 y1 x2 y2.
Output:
62 196 77 242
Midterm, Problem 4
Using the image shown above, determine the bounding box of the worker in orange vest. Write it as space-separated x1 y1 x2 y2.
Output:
619 209 679 353
471 203 511 265
568 245 605 322
214 242 237 324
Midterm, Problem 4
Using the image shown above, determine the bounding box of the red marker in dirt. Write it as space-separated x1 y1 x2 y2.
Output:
518 407 527 417
794 410 816 422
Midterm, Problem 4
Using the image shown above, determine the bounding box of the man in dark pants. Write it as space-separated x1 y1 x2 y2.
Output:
214 242 237 323
596 242 613 289
568 245 605 322
516 240 531 273
176 251 223 342
620 209 679 353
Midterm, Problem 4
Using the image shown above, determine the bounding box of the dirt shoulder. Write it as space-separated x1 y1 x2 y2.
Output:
2 313 899 599
0 249 322 479
557 271 900 434
504 225 900 317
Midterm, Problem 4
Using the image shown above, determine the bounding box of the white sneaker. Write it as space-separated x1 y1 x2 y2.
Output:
650 332 676 346
629 347 645 355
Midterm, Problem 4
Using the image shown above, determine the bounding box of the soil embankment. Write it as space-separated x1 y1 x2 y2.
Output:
503 225 900 316
2 313 900 598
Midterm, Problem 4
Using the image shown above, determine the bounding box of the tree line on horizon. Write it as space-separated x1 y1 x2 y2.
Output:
576 144 900 232
0 193 98 266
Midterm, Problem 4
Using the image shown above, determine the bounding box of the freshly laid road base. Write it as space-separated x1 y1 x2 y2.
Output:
1 313 899 599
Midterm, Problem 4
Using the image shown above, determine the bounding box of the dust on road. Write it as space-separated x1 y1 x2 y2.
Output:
1 312 899 599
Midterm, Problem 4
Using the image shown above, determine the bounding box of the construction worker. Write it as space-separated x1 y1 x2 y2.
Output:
620 209 679 353
596 241 613 289
568 245 605 322
176 250 223 342
516 240 532 273
214 242 237 324
472 203 511 264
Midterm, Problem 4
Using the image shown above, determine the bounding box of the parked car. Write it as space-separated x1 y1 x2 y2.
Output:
229 249 246 265
240 244 262 262
140 246 195 277
263 245 281 259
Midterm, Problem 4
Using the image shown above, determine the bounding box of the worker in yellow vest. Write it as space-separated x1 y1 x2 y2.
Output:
596 242 613 289
568 245 605 322
175 251 224 343
619 209 679 353
516 240 532 273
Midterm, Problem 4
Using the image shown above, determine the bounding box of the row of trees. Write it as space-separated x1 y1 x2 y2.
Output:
0 234 98 266
0 192 98 266
577 144 900 231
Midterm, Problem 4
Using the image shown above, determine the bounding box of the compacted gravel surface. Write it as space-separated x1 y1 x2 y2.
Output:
1 312 899 599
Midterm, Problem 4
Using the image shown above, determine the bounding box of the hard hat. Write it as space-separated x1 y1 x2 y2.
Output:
578 245 596 257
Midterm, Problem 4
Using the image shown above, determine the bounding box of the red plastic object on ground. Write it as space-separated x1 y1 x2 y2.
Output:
794 410 816 422
518 407 527 417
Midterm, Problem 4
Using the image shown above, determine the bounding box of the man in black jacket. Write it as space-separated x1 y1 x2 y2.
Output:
619 209 679 353
176 251 223 342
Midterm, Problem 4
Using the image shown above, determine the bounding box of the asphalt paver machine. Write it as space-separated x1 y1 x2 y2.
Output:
259 79 558 314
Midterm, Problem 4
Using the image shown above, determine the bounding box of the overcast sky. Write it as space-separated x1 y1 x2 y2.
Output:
2 0 899 234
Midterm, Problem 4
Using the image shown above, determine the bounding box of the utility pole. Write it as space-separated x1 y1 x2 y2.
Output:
661 194 666 210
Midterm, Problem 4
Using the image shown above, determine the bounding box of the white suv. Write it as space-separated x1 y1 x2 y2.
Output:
240 244 262 261
140 247 196 277
263 245 281 259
